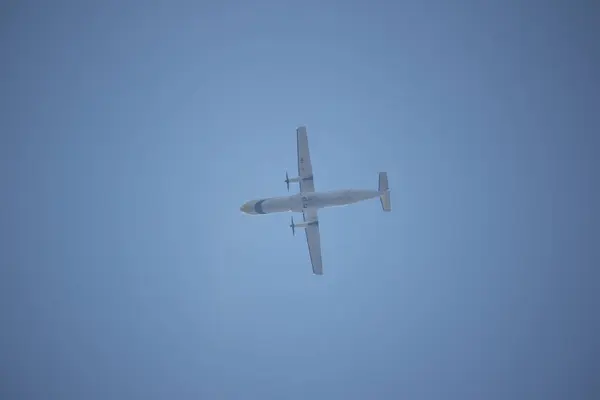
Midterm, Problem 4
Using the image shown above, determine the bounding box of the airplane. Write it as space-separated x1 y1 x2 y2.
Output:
240 126 391 275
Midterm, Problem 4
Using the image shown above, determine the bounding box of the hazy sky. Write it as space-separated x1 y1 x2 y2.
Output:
1 1 598 399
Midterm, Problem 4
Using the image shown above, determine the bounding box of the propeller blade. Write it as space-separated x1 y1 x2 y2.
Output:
285 171 290 191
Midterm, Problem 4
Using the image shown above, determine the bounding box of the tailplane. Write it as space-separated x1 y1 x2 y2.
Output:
378 172 391 212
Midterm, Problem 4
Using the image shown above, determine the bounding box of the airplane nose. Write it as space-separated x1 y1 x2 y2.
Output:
240 202 253 214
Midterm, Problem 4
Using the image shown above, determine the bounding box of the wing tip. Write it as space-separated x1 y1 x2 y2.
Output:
296 126 307 136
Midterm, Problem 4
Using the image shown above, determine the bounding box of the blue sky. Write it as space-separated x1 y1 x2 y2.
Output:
1 1 598 399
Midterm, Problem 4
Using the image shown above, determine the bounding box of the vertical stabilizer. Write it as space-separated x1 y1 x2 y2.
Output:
378 172 391 212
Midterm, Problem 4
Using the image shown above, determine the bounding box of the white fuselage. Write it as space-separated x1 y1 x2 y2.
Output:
240 189 382 215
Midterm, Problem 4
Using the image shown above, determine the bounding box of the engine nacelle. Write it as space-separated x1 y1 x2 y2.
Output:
293 220 317 228
285 171 301 191
289 216 318 235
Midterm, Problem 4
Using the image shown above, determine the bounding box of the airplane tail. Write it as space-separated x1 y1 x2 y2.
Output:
378 172 391 212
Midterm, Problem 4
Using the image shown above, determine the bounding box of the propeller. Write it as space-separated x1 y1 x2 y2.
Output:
289 216 296 236
285 171 290 191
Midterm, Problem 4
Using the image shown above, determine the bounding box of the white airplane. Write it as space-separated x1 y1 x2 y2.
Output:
240 126 391 275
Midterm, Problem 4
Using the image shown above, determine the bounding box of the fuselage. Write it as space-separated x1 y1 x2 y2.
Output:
240 189 381 215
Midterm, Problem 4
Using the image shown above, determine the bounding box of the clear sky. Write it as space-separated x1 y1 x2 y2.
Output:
1 1 599 399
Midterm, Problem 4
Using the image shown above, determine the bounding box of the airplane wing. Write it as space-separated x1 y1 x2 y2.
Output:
297 126 315 193
302 208 323 275
297 127 322 274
